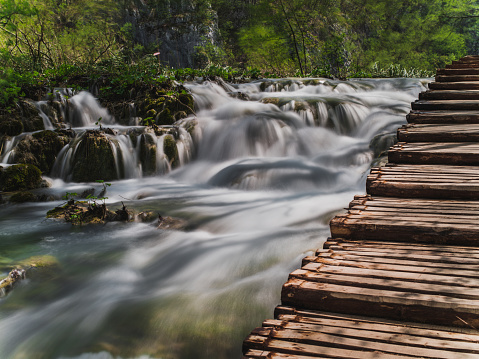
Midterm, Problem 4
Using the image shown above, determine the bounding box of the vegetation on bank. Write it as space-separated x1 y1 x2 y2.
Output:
1 0 477 108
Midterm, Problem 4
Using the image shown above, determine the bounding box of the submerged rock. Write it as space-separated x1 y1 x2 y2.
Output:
157 215 188 230
0 269 26 297
9 191 37 203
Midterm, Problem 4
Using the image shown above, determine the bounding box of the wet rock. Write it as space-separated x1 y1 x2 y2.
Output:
135 211 157 222
13 130 72 174
47 200 134 225
139 133 157 175
157 215 188 230
71 130 118 182
0 119 23 136
163 134 179 168
80 188 95 198
183 118 198 136
10 191 37 203
0 269 26 297
16 255 61 280
17 100 44 132
0 164 42 191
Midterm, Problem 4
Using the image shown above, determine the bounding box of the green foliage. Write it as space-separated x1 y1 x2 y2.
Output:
0 0 477 109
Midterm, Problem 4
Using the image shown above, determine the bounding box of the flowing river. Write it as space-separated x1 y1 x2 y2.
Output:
0 77 429 359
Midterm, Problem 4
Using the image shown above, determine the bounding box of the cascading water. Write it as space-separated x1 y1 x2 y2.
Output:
0 77 430 359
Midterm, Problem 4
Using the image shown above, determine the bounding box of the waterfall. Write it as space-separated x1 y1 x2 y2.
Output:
0 77 431 359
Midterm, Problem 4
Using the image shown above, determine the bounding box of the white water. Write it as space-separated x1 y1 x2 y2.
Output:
0 78 429 359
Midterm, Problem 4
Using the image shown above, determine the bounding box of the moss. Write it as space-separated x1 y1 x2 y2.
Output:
139 134 157 175
163 134 179 168
14 130 72 174
0 164 42 191
184 119 197 136
156 108 174 125
294 101 308 111
0 120 24 136
71 130 118 182
16 255 61 280
17 100 45 132
261 98 280 106
10 191 37 203
174 110 187 121
178 93 194 111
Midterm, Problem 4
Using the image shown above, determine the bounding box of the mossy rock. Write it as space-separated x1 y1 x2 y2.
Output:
0 120 24 136
17 100 45 132
10 191 37 203
178 93 194 111
71 130 118 182
156 108 174 126
139 134 157 175
163 135 179 168
261 98 280 106
183 119 198 136
0 164 42 191
174 111 187 121
16 255 61 280
13 130 72 174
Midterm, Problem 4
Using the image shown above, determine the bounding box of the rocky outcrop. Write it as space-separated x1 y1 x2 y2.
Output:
71 130 118 182
123 0 220 68
0 164 42 192
13 130 73 174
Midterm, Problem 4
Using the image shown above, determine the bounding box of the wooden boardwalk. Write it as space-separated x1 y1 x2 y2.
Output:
242 55 479 358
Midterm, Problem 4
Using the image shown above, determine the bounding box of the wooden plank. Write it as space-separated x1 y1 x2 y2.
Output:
397 123 479 142
307 255 479 279
324 238 479 254
274 306 479 338
428 82 479 90
281 278 479 328
267 327 479 358
411 100 479 110
244 333 417 359
407 110 479 124
388 142 479 165
437 68 479 75
329 215 479 245
243 350 320 359
290 268 479 299
314 251 479 270
367 166 479 198
261 321 479 357
301 262 479 288
435 75 479 82
446 63 479 69
419 90 479 100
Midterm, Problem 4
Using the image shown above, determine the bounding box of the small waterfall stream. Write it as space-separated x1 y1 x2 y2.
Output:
0 77 429 359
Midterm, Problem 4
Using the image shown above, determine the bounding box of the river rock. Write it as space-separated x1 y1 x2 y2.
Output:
139 133 157 175
0 119 23 136
164 134 180 168
13 130 73 174
71 130 118 182
0 164 42 191
0 269 26 297
17 100 45 132
157 215 188 230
